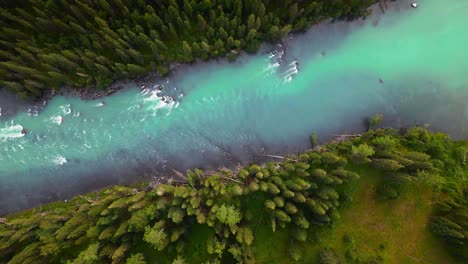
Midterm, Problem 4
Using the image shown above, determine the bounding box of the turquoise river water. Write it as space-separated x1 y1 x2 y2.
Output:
1 0 468 214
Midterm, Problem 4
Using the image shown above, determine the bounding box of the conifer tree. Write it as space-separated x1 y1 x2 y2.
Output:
182 41 193 62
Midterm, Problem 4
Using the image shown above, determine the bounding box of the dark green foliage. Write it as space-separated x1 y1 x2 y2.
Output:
1 135 356 262
429 184 467 260
292 227 308 242
368 114 383 131
371 159 403 171
127 253 147 264
0 0 377 99
321 152 341 165
376 181 400 199
68 243 100 264
311 132 318 148
454 146 467 165
430 216 464 243
0 128 465 263
288 240 303 261
372 136 398 150
343 234 355 246
351 143 375 164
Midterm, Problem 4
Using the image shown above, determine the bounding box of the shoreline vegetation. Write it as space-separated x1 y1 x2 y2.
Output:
0 0 378 100
1 126 466 263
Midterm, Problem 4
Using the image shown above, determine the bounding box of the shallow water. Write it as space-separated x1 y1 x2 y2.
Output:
1 0 467 214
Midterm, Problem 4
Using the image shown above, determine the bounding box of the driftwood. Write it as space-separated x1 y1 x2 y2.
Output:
330 133 362 144
172 169 193 187
332 133 361 138
262 154 285 159
79 195 95 204
379 0 385 13
172 169 188 181
378 0 391 13
217 174 244 184
262 154 298 162
76 72 88 77
173 168 243 184
205 170 244 184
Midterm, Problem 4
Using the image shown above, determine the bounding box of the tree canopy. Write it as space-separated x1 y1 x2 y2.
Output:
0 127 466 263
0 0 375 99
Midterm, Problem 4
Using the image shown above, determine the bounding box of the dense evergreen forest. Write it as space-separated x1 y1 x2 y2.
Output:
1 127 466 263
0 0 376 99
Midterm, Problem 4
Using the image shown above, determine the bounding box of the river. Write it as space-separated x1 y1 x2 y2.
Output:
1 0 467 215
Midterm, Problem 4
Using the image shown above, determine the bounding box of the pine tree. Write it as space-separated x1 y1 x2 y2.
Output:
368 114 384 130
182 41 193 62
126 64 147 76
144 221 169 251
200 41 211 59
68 243 100 264
289 3 299 23
215 204 241 227
214 39 225 54
168 6 180 24
126 253 147 264
197 14 207 30
183 0 193 18
246 29 259 53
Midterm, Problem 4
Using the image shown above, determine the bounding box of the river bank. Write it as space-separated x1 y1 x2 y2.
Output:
2 0 468 215
2 127 465 263
0 0 395 119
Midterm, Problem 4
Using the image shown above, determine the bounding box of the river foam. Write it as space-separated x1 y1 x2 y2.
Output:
0 0 467 214
0 124 24 141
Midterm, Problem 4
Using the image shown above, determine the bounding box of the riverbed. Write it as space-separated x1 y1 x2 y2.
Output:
1 0 467 215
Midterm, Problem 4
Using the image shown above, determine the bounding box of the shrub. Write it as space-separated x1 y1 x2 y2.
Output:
368 114 383 130
371 159 404 171
319 247 341 264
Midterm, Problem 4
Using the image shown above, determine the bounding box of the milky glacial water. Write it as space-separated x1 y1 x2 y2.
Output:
1 0 467 214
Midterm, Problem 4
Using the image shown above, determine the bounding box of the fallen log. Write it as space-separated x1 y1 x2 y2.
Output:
172 169 188 181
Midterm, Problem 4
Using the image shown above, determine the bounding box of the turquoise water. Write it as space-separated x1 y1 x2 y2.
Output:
1 0 468 214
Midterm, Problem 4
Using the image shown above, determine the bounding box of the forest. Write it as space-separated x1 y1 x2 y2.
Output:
0 0 376 99
1 126 466 263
